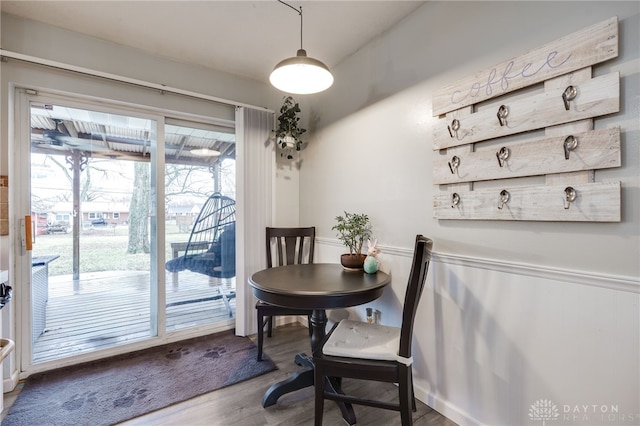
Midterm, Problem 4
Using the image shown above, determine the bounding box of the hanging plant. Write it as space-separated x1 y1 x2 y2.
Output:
273 96 306 159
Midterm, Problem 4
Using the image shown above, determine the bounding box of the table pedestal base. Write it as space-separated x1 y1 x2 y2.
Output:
261 352 356 425
251 265 390 425
262 353 314 407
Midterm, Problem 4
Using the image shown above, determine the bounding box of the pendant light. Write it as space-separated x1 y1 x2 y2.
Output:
270 1 334 94
190 147 221 157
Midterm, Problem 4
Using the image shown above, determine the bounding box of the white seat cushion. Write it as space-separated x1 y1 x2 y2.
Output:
322 319 401 362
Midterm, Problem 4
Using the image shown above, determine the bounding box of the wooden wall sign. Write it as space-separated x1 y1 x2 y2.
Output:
432 17 618 116
432 17 621 222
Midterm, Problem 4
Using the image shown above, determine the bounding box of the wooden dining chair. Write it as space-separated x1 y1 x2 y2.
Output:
256 226 316 361
313 234 433 426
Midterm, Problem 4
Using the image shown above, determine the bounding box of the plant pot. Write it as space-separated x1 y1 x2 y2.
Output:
278 135 296 149
340 253 367 271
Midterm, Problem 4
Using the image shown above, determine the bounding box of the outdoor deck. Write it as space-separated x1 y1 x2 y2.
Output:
33 270 236 364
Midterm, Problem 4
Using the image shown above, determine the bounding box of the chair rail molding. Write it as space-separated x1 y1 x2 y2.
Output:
316 237 639 294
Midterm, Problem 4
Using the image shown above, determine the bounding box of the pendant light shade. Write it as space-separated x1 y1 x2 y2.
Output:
270 49 334 94
270 1 333 94
190 148 220 157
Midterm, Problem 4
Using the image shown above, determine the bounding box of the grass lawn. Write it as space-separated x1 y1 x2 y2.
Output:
32 223 193 276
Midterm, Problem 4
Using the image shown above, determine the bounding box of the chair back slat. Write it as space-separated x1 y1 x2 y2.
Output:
266 227 316 268
398 235 433 359
185 192 235 255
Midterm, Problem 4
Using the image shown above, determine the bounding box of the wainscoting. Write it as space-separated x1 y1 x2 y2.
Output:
314 238 640 426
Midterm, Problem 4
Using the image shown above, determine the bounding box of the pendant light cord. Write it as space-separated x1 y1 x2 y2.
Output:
277 0 303 50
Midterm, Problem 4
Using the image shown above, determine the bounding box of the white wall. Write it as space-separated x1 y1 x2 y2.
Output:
303 2 639 425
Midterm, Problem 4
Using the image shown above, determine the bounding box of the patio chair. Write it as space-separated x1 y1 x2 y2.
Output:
313 235 433 426
165 193 236 316
256 227 315 361
165 192 236 279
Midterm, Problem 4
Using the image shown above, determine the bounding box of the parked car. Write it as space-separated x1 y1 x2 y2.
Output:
91 218 107 226
46 224 68 234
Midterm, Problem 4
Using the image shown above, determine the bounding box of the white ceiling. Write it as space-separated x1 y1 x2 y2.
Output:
1 1 425 84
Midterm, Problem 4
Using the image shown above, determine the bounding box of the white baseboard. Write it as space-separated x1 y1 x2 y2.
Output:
3 369 18 393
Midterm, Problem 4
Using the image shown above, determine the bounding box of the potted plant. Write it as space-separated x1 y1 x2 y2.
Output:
273 96 307 160
332 211 372 270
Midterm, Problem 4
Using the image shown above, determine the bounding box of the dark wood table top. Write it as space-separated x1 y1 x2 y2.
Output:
249 263 390 310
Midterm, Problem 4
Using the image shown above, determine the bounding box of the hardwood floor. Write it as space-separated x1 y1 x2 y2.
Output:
124 324 456 426
3 324 456 425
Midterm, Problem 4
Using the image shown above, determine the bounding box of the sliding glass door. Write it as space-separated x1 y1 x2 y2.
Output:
163 119 236 331
29 100 158 364
22 92 236 369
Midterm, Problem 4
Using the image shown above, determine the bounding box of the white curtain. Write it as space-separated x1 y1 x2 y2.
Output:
234 107 274 336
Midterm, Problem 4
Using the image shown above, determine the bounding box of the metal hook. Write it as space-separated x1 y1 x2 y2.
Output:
564 186 577 209
448 155 460 174
563 135 578 160
496 146 510 167
451 192 460 208
497 105 509 126
562 85 577 110
448 119 460 138
498 189 510 210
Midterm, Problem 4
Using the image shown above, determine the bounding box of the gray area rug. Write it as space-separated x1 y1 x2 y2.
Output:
3 330 276 426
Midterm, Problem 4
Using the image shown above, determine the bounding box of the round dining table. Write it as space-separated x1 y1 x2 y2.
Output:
249 263 390 421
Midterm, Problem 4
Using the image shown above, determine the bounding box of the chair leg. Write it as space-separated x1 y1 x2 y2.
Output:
399 365 413 426
267 316 273 337
314 363 325 426
257 311 264 361
410 372 416 411
406 367 416 411
307 315 313 337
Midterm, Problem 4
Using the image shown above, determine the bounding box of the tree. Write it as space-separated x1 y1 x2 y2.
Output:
164 164 213 200
127 162 150 254
45 154 113 202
